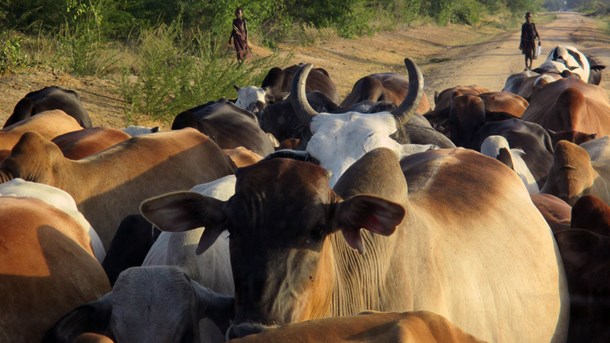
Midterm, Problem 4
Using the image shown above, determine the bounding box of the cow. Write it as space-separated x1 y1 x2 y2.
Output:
172 99 276 157
480 135 539 193
142 175 236 343
230 311 485 343
535 45 606 85
0 128 236 249
102 214 157 285
502 70 563 101
571 194 610 236
223 146 263 168
0 109 83 161
0 178 105 262
447 92 528 147
4 85 92 128
43 266 233 343
469 118 554 188
261 64 339 104
289 60 455 156
52 127 131 160
530 193 572 232
521 75 610 136
234 85 267 114
552 195 610 342
424 85 489 134
141 146 568 342
548 129 597 147
542 138 610 206
0 196 110 342
339 72 432 115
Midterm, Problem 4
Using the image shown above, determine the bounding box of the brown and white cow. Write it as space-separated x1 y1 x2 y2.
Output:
0 109 83 161
0 128 235 248
0 196 110 342
141 147 567 342
521 75 610 137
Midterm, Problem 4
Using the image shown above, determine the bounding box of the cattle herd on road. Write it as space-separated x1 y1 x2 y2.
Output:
1 44 609 342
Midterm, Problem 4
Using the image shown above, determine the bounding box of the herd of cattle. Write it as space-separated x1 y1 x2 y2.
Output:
1 44 609 342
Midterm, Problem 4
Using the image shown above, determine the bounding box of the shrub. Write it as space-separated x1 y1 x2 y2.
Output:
0 34 29 73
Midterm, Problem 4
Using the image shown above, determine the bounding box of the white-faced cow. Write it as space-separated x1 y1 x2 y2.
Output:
4 85 92 128
141 144 568 343
0 128 236 249
0 196 110 342
535 45 606 85
481 135 539 193
172 99 276 157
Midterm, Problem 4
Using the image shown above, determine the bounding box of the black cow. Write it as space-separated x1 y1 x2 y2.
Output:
5 86 92 128
172 99 275 157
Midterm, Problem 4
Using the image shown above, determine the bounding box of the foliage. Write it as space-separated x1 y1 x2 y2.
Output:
118 22 285 124
0 33 29 73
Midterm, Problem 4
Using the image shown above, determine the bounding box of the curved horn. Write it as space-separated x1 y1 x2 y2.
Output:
392 58 424 126
290 63 319 123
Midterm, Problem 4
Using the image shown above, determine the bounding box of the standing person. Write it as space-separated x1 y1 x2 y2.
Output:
520 12 541 70
228 7 250 63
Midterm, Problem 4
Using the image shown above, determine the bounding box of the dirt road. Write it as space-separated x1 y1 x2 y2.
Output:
0 12 607 128
279 11 610 106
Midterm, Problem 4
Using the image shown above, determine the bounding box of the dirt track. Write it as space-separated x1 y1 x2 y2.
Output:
0 12 607 128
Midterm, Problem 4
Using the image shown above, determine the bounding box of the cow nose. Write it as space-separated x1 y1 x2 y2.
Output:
226 322 275 339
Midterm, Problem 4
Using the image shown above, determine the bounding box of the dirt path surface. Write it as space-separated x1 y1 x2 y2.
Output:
0 12 607 129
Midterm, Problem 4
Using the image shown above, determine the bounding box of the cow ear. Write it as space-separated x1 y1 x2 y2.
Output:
42 293 112 343
192 280 235 333
496 148 515 171
336 195 405 254
140 191 227 254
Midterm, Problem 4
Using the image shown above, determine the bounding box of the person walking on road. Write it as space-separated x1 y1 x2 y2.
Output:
228 7 250 63
520 11 541 70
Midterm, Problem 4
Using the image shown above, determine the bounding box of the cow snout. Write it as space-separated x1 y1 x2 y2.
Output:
226 322 277 339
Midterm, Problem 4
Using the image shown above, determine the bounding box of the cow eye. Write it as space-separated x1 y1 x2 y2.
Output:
310 225 325 241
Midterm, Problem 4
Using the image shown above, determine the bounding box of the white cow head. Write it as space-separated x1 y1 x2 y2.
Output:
234 85 267 114
538 45 590 82
481 135 539 194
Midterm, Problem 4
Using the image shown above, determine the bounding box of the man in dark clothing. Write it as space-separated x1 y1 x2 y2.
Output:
228 7 249 63
520 12 541 70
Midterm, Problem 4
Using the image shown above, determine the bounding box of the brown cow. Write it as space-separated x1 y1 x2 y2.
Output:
553 194 610 343
142 148 567 342
531 193 572 232
262 64 339 104
0 128 235 248
223 146 263 168
521 76 610 136
230 311 486 343
52 127 131 160
541 139 610 206
424 85 489 135
0 110 82 161
0 196 110 342
340 72 431 115
502 70 562 101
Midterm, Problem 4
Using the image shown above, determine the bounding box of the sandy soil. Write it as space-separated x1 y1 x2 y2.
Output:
0 12 607 129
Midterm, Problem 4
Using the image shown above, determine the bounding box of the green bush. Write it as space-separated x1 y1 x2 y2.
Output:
119 22 285 124
0 35 29 73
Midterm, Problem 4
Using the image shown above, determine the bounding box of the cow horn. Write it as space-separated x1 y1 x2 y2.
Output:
392 58 424 126
290 63 319 123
